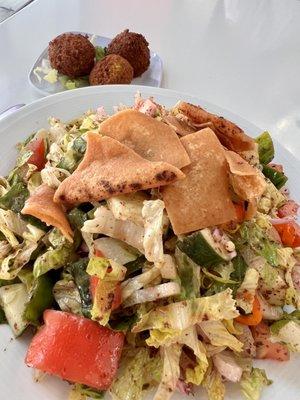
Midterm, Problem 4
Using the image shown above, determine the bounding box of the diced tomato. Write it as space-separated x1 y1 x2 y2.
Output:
234 202 246 223
278 200 299 218
27 138 46 171
251 321 290 362
235 296 263 326
25 310 124 390
94 249 104 257
90 277 121 311
273 221 300 247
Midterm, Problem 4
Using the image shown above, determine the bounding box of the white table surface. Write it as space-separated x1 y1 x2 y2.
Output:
1 0 300 157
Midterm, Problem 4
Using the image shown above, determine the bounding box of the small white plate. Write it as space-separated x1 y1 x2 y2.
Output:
28 32 163 96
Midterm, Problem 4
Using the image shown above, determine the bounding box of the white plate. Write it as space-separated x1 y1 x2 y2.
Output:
0 85 299 400
28 32 163 97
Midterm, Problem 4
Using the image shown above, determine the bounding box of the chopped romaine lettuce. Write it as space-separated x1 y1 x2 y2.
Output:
175 247 200 299
142 200 166 263
236 268 259 314
153 344 181 400
53 279 82 315
0 182 29 213
69 258 91 317
241 368 272 400
94 237 139 265
203 364 225 400
82 206 145 253
111 348 162 400
199 320 243 352
0 241 37 280
132 289 238 333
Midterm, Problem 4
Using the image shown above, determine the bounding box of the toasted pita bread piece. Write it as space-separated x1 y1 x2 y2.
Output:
225 150 266 219
162 128 237 235
21 184 73 242
54 132 185 206
177 102 255 152
99 109 190 168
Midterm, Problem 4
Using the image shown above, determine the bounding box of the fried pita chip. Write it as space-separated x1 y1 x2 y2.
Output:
21 184 73 242
162 128 237 235
99 109 190 168
162 115 197 136
54 132 185 206
225 150 266 200
177 101 255 152
225 151 266 220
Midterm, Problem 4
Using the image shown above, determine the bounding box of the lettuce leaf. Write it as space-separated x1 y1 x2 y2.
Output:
270 311 300 351
94 237 139 265
121 267 161 302
153 344 181 400
107 193 147 226
241 368 272 400
132 289 238 333
0 182 29 213
0 241 37 280
199 320 243 352
234 219 278 266
236 268 259 313
123 282 181 308
69 383 104 400
203 364 225 400
175 247 200 299
110 347 162 400
142 200 166 263
69 258 91 317
53 279 82 314
82 206 144 253
33 245 73 278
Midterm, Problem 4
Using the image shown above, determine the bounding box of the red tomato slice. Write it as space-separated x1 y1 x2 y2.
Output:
25 310 124 390
251 321 289 362
273 221 300 247
27 138 46 171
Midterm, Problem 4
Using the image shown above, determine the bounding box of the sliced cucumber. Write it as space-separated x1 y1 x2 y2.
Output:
0 283 28 336
177 228 231 267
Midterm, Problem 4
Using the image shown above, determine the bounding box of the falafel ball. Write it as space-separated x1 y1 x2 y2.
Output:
89 54 134 85
107 29 150 77
49 33 95 78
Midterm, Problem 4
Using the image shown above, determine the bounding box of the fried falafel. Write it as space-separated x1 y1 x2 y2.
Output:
107 29 150 77
89 54 134 85
49 33 95 78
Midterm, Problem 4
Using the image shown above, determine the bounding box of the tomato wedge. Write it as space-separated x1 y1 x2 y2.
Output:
25 310 124 390
27 138 46 171
235 296 263 326
273 221 300 247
